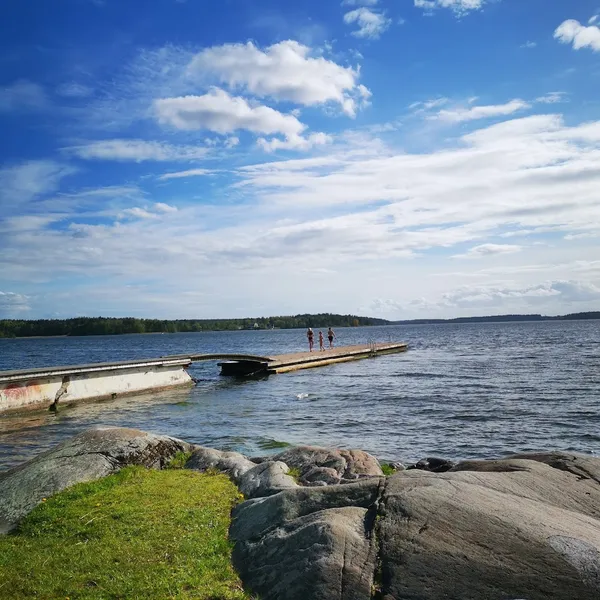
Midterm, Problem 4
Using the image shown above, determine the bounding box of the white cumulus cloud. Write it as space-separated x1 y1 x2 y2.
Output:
187 40 369 116
154 88 306 137
554 19 600 52
343 8 391 39
414 0 486 15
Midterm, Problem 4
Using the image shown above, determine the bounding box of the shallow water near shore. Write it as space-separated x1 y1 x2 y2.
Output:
1 321 599 471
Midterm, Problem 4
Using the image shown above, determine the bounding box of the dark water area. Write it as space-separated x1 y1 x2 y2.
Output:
1 321 599 471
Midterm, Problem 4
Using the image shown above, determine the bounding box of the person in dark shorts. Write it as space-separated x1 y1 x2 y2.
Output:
327 327 335 349
307 327 314 351
318 330 324 351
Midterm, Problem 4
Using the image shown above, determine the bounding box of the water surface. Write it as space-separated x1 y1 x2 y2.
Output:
1 321 599 471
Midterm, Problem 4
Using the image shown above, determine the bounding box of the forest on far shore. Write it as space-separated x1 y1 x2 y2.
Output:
0 312 598 339
0 314 389 338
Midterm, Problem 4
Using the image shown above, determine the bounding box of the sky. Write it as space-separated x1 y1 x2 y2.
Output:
1 0 600 320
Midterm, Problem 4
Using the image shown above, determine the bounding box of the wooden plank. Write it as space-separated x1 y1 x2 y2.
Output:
265 343 408 374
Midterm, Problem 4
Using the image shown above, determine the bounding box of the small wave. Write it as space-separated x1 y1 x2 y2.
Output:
296 393 310 400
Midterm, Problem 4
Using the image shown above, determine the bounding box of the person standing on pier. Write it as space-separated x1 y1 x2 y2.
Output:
318 331 325 351
307 327 314 352
327 327 335 349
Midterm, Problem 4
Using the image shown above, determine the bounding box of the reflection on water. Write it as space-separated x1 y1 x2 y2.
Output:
1 321 599 470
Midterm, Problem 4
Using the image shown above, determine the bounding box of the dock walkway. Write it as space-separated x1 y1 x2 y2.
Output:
243 342 407 375
0 342 407 413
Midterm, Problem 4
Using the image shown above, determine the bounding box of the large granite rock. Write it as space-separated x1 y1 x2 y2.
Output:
186 446 298 498
377 453 600 600
4 430 600 600
0 427 190 534
272 445 383 485
230 478 385 600
186 446 256 479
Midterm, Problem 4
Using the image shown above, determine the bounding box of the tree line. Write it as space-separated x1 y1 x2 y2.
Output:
0 314 390 338
393 312 600 325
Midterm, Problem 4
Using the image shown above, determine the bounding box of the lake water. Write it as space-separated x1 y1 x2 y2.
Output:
1 321 599 471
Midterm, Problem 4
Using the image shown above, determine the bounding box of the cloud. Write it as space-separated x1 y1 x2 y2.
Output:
454 243 523 259
257 132 332 153
440 280 600 308
154 88 321 150
121 203 177 219
590 15 599 25
158 168 215 180
65 139 210 162
0 80 47 112
0 291 31 316
0 160 77 209
187 40 369 116
342 0 379 5
536 92 568 104
121 207 159 219
370 280 600 317
521 41 537 49
343 8 391 39
409 97 449 113
554 19 600 52
56 82 93 98
430 99 530 123
154 202 177 213
3 111 600 318
414 0 486 15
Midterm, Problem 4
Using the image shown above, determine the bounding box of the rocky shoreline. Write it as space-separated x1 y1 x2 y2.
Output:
1 427 600 599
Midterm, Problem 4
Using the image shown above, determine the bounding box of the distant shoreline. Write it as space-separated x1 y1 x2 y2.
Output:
0 312 598 339
392 312 600 325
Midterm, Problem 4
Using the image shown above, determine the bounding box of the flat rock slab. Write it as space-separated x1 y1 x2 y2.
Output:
378 454 600 600
0 427 190 533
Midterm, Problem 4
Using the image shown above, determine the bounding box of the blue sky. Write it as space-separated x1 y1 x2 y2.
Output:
1 0 600 320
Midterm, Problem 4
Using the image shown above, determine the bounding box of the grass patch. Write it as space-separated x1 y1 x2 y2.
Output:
166 450 193 469
380 463 397 476
0 466 249 599
286 467 302 482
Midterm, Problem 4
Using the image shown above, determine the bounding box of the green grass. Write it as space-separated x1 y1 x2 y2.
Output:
286 467 302 482
0 466 250 599
380 463 397 476
166 450 193 469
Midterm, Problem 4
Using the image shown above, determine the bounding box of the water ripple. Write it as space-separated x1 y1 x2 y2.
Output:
1 320 600 469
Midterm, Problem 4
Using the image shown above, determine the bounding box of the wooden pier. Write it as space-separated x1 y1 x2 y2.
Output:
218 342 408 376
0 342 407 413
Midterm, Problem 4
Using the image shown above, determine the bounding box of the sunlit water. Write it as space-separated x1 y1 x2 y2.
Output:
1 321 599 471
